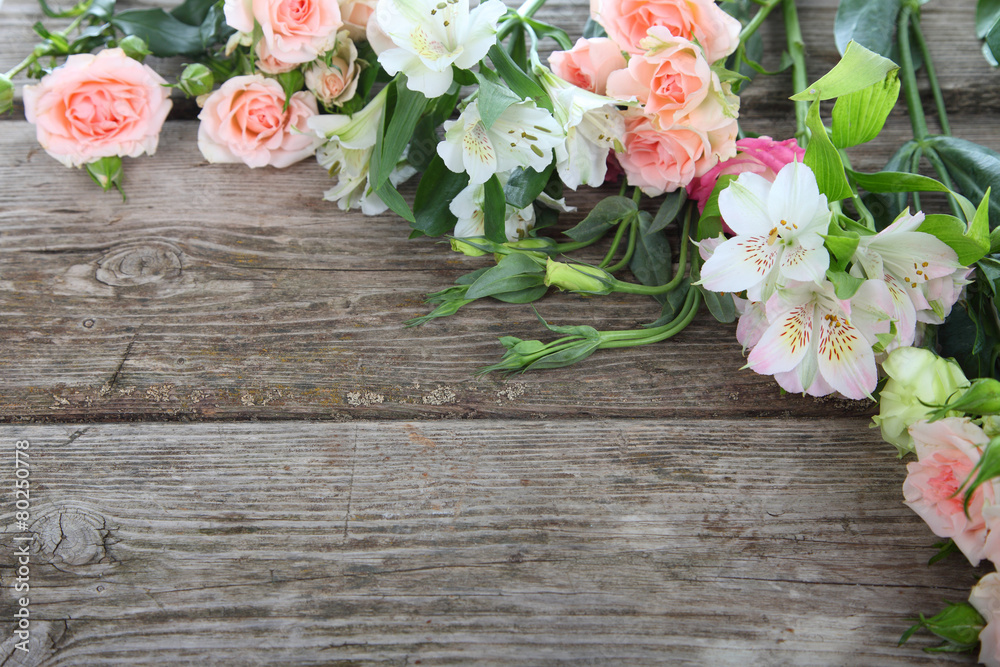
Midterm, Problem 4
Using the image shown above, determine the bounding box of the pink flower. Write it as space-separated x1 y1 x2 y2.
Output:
593 0 740 62
970 573 1000 667
339 0 377 41
255 39 299 74
549 37 626 96
225 0 342 66
304 33 360 106
23 48 172 168
197 75 321 168
617 111 708 195
903 418 1000 567
687 136 805 216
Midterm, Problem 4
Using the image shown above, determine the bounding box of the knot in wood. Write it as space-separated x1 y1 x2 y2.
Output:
30 504 115 575
96 242 182 286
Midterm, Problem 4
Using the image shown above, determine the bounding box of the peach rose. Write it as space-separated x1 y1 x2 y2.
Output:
305 32 361 106
23 48 172 168
903 418 1000 567
970 573 1000 667
226 0 342 66
339 0 377 41
686 136 804 229
197 75 321 168
594 0 740 62
255 39 299 74
606 29 737 131
549 37 626 96
616 110 709 196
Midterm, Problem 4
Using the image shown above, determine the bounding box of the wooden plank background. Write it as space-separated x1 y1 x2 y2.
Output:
1 0 999 663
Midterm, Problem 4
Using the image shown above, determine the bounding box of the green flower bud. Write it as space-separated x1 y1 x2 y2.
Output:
450 238 488 257
872 347 970 455
928 378 1000 421
543 259 613 295
0 74 13 115
118 35 151 62
85 156 124 194
495 237 557 262
178 63 214 98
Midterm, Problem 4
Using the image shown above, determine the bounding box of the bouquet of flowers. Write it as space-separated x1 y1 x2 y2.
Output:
8 0 1000 660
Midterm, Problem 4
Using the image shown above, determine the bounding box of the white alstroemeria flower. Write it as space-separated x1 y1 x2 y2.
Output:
309 89 416 214
850 209 969 326
535 63 625 190
699 161 831 302
438 99 563 185
371 0 507 97
747 279 894 400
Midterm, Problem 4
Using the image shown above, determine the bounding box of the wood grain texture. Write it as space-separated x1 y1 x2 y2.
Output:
0 420 983 665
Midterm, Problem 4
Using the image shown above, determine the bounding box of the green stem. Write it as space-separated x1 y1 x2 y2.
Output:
909 14 950 136
4 12 88 78
599 218 632 269
783 0 809 145
608 206 692 296
739 0 782 48
924 146 965 219
555 238 601 253
598 290 702 349
897 6 929 142
497 0 548 40
606 220 638 273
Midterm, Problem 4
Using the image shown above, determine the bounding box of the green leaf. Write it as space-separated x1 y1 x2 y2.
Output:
834 0 901 57
925 135 1000 228
476 68 523 129
170 0 216 26
645 281 690 327
700 287 736 323
482 174 507 243
928 539 959 566
697 174 736 240
488 43 547 103
629 211 673 303
803 100 852 202
374 180 414 223
582 17 607 39
504 163 555 209
790 41 899 101
823 230 860 272
111 9 205 57
371 80 427 189
649 190 686 234
564 196 637 242
899 601 984 651
831 71 900 148
465 253 545 299
493 284 549 303
978 0 1000 38
826 269 865 300
523 17 573 50
536 313 601 340
412 156 469 237
848 169 952 195
37 0 95 18
918 213 990 265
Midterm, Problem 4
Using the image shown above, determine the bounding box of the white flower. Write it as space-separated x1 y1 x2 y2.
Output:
437 98 563 185
371 0 507 97
851 209 970 326
536 63 624 190
308 89 416 214
746 279 894 400
699 161 831 302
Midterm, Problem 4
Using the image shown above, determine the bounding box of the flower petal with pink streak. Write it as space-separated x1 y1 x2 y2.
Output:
747 304 813 375
815 313 876 400
699 234 779 293
778 243 829 284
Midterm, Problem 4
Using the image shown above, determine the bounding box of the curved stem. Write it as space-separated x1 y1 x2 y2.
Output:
783 0 809 145
598 290 702 349
739 0 782 48
555 238 601 253
608 206 692 296
606 220 638 273
897 6 929 142
599 217 632 269
909 14 950 136
923 146 965 219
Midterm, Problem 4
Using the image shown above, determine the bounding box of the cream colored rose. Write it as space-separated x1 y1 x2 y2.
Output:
339 0 377 41
305 33 361 107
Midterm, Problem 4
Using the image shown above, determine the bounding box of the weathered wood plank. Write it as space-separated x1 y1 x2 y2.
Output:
2 115 999 422
0 420 982 665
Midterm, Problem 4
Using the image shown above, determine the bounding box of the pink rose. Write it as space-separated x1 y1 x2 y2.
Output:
616 111 708 196
339 0 377 41
594 0 740 62
304 33 361 106
606 30 734 129
23 48 172 168
226 0 342 66
549 37 626 96
198 75 321 168
970 573 1000 667
903 418 1000 567
255 39 299 74
687 136 805 214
